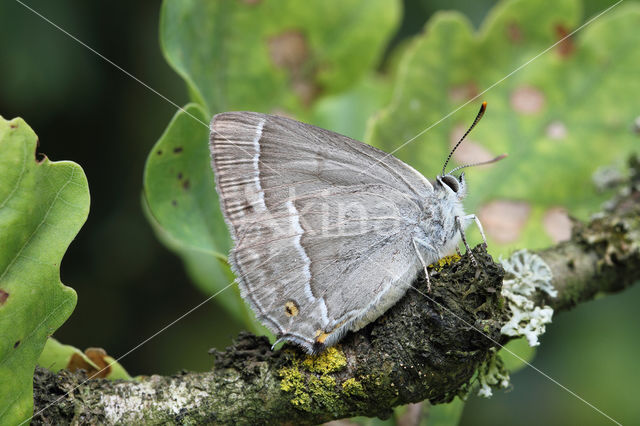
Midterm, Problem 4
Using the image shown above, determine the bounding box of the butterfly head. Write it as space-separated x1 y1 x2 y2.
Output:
438 102 505 200
436 172 467 200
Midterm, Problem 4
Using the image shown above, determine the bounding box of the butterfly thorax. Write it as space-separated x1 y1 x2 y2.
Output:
416 174 468 260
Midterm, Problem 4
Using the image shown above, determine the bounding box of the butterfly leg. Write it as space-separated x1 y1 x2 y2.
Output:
412 238 431 292
463 214 488 248
455 216 477 266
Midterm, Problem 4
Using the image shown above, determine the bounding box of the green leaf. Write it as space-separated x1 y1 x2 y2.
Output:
37 338 132 381
0 116 89 424
310 75 393 141
36 337 90 374
143 104 267 334
368 0 640 252
143 105 230 296
143 104 228 260
160 0 401 114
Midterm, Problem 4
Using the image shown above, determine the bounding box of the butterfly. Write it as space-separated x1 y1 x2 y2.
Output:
209 102 504 353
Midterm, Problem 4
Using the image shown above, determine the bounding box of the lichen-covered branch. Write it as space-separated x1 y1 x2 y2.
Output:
32 158 640 425
33 250 505 425
537 180 640 312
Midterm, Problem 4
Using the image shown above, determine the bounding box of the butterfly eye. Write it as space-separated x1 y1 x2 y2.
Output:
441 175 459 192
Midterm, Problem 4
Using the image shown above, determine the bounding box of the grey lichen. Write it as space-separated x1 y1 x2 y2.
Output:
592 164 625 191
501 249 556 298
476 350 510 398
500 250 555 346
474 248 556 398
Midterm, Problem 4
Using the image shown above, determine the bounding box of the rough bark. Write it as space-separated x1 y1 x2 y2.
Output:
31 157 640 425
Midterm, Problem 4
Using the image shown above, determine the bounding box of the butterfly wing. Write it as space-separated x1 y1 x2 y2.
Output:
210 112 431 352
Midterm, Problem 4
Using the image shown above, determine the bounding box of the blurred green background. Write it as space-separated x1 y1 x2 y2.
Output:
1 0 638 425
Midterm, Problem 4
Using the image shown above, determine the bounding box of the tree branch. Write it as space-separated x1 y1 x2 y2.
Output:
32 158 640 425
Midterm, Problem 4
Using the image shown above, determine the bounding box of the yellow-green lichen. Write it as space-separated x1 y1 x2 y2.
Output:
342 378 366 398
279 348 348 413
301 346 347 374
429 254 462 271
307 374 340 411
279 365 312 409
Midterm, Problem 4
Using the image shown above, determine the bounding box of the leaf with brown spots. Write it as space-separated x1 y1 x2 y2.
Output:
368 0 640 252
0 116 88 424
160 0 400 114
143 104 256 330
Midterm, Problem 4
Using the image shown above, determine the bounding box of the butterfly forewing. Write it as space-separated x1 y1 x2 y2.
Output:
210 112 432 352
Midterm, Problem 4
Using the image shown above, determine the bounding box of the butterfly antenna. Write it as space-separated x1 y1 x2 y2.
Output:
448 153 508 174
441 101 487 176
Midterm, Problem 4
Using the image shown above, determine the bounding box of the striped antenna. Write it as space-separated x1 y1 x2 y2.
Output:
441 101 487 176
